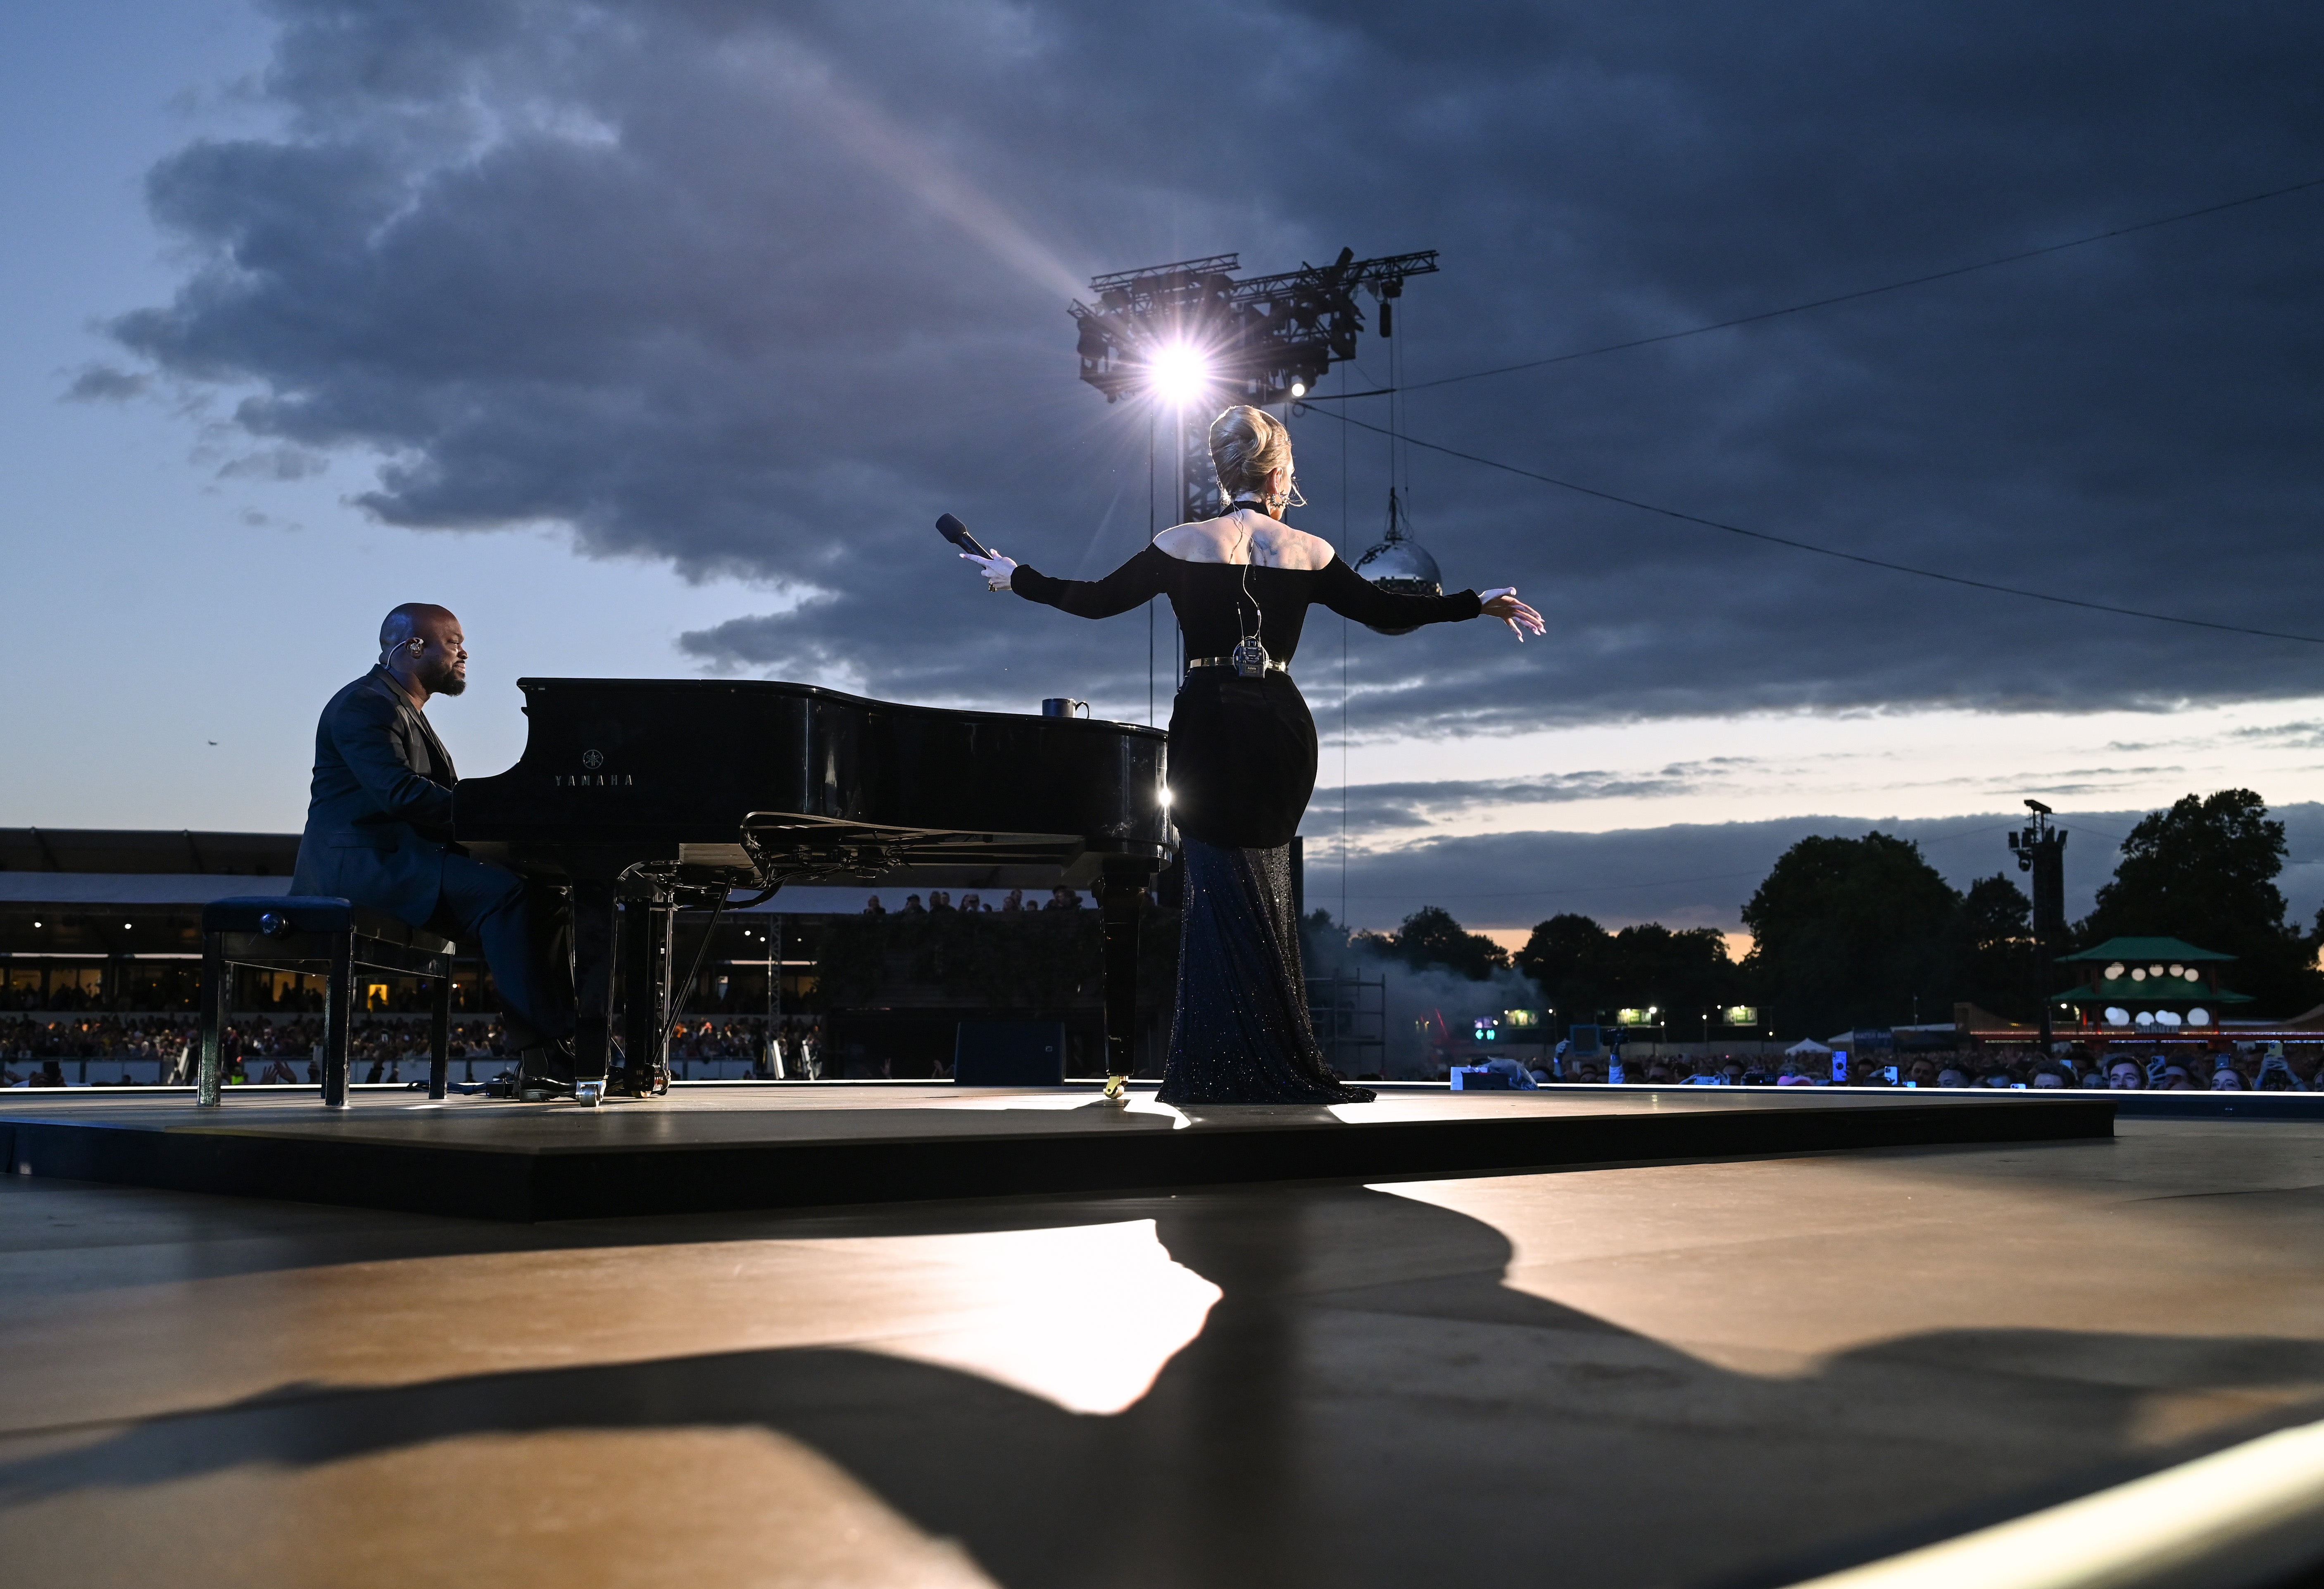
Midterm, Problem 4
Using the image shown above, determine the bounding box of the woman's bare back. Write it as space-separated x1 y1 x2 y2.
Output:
1153 506 1337 570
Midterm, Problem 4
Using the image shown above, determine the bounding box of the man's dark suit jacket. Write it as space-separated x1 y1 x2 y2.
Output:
289 665 461 927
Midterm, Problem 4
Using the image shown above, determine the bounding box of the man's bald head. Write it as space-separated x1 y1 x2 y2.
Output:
379 603 467 700
379 603 455 657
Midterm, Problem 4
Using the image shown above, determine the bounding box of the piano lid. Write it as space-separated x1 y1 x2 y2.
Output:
454 676 1170 887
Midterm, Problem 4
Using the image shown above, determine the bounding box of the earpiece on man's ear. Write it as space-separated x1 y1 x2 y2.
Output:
407 638 425 654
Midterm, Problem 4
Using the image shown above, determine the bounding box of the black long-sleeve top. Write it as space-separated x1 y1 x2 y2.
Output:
1012 546 1483 848
1011 545 1481 666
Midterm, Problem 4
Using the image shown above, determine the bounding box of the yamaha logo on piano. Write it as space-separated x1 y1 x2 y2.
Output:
556 747 627 786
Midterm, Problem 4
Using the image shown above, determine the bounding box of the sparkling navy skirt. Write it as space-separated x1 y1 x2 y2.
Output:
1156 838 1376 1105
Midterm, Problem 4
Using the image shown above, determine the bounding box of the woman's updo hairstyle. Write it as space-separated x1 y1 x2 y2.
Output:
1208 405 1294 501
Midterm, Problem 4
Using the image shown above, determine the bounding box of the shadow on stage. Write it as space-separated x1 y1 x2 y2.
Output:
2 1184 2320 1589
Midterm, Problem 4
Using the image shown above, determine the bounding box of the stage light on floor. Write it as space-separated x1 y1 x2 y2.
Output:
1147 343 1209 406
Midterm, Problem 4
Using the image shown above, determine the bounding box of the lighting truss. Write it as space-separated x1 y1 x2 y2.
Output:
1070 247 1440 408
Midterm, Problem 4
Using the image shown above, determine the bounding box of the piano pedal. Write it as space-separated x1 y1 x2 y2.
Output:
515 1044 578 1103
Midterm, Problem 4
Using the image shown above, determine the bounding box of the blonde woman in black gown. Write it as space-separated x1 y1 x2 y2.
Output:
959 406 1543 1103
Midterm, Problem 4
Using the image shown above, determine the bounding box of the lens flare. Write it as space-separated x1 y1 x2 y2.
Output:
1148 344 1210 406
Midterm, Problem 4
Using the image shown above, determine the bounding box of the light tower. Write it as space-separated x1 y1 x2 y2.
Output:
1069 247 1438 526
2010 799 2069 1052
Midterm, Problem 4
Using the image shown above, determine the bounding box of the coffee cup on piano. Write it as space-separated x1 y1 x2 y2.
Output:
1042 698 1090 719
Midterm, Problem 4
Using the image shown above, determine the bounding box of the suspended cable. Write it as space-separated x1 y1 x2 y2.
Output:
1298 405 2324 646
1147 404 1156 726
1340 361 1351 936
1298 175 2324 402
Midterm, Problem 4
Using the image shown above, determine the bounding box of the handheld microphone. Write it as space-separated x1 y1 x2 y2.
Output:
937 513 993 560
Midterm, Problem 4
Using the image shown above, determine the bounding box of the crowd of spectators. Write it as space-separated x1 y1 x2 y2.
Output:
3 1015 195 1066
863 887 1084 915
0 1014 514 1086
2 1011 830 1085
1449 1041 2322 1091
15 1003 2321 1093
757 1017 822 1078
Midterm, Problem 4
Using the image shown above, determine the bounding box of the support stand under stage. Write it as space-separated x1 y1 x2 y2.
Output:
1098 857 1157 1099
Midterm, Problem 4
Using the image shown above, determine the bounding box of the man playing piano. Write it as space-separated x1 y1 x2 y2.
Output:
290 603 577 1098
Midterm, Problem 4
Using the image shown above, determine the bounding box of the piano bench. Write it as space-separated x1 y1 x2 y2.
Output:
197 895 458 1110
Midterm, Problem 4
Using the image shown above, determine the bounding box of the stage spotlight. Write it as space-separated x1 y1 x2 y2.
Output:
1148 344 1209 406
1289 380 1307 398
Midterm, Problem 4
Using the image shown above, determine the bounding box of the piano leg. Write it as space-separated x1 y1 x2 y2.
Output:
427 952 451 1102
321 933 354 1109
571 871 617 1100
648 903 674 1094
617 899 671 1097
1099 858 1156 1100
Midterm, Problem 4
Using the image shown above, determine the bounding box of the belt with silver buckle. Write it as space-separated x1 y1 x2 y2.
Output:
1185 655 1290 675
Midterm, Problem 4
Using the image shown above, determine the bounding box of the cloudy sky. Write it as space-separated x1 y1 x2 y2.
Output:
4 0 2322 937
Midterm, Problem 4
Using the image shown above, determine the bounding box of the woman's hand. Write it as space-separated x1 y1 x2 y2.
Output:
1478 587 1545 641
961 550 1018 591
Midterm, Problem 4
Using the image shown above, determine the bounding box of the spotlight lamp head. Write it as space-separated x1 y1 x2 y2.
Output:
1289 380 1306 399
1147 343 1210 407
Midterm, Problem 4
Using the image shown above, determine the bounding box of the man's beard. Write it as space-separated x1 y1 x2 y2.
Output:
427 665 467 696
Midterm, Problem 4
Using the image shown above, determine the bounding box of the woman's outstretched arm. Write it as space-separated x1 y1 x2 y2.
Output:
1313 558 1541 640
963 544 1170 620
1313 558 1481 628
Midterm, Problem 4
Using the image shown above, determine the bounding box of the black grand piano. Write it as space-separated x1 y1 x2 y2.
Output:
454 678 1171 1100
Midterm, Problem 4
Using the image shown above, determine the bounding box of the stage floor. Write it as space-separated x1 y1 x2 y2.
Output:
0 1083 2111 1221
0 1117 2316 1589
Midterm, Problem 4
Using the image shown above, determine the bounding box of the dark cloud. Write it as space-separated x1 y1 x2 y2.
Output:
62 364 149 401
1307 801 2324 935
1325 760 1746 829
2234 720 2324 750
217 444 330 480
103 0 2324 731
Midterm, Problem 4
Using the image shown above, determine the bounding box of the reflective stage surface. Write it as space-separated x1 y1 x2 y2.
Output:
1 1120 2319 1587
0 1083 2110 1220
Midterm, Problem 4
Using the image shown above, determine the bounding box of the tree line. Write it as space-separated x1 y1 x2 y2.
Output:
1334 788 2324 1040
